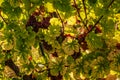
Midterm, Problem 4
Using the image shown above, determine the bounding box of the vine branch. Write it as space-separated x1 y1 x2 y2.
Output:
87 0 115 34
107 0 115 8
87 15 103 33
82 0 88 26
39 42 48 63
73 0 89 31
55 9 64 34
0 12 8 24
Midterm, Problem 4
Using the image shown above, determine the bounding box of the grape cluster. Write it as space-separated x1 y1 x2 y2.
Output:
40 17 51 29
116 43 120 49
26 5 58 33
52 51 58 57
71 51 81 60
26 15 51 32
76 33 88 51
41 40 53 51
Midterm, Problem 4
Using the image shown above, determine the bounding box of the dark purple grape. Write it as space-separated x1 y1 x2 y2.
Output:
26 15 37 27
49 12 58 18
71 51 81 60
26 15 51 32
42 40 53 51
76 34 86 44
116 43 120 49
52 51 58 57
40 17 51 29
33 22 41 32
2 50 11 53
80 41 88 51
50 74 63 80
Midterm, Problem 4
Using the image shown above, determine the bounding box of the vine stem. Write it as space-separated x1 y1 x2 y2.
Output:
107 0 115 8
0 12 8 24
87 0 115 34
55 9 64 34
82 0 88 27
39 41 49 64
87 15 103 33
73 0 89 31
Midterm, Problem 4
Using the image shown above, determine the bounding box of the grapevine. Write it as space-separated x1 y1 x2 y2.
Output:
0 0 120 80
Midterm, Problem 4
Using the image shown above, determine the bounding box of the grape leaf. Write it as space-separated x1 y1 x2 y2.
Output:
101 19 115 37
22 0 31 11
53 0 72 12
30 0 42 5
86 32 103 50
1 1 22 19
88 0 97 5
0 21 4 29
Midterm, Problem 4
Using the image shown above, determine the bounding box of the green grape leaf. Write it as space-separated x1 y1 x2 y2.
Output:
22 0 31 11
67 55 74 64
62 38 79 55
1 1 22 19
0 0 119 79
1 1 13 15
50 18 61 26
53 0 72 12
14 7 22 18
9 0 20 8
50 68 59 76
48 25 61 37
86 32 103 50
88 0 97 5
0 53 4 63
28 62 34 70
37 71 48 80
45 2 55 12
64 71 71 80
0 21 4 29
30 0 42 5
102 19 115 37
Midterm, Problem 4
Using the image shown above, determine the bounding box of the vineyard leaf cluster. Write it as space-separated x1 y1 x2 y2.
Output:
0 0 120 80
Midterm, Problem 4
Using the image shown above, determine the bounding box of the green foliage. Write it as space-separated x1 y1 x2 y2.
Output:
53 0 71 12
1 1 22 19
88 0 97 5
0 0 120 79
86 32 104 50
0 21 4 29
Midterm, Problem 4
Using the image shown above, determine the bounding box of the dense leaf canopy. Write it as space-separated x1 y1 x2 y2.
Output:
0 0 120 80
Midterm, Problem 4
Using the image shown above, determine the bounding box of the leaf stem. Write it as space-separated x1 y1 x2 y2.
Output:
39 42 48 63
55 9 64 34
73 0 89 31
